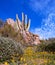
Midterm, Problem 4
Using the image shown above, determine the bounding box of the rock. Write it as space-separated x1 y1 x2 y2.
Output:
21 31 40 45
6 13 40 45
0 13 40 46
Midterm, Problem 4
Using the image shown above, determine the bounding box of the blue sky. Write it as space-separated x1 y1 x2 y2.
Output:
0 0 55 39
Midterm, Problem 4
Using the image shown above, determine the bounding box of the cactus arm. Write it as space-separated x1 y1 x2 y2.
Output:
16 14 18 22
26 19 31 31
16 14 22 30
14 21 19 31
22 12 24 23
16 14 21 26
25 14 27 30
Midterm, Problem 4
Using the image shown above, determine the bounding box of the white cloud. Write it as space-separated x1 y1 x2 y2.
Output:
31 13 55 39
29 0 50 12
29 0 55 15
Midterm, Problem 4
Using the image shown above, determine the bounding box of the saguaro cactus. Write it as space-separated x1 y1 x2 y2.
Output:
13 12 31 32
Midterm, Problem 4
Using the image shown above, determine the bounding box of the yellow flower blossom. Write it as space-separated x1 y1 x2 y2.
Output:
23 58 26 62
4 62 9 65
20 57 23 61
11 59 15 62
24 63 27 65
54 61 55 64
44 60 47 63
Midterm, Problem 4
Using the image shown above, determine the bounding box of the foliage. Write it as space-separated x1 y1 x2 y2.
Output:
0 19 55 65
0 23 27 46
0 23 17 37
19 47 55 65
36 38 55 53
0 36 24 62
0 42 55 65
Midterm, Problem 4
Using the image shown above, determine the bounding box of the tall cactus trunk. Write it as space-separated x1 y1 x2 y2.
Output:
22 12 25 30
25 14 27 30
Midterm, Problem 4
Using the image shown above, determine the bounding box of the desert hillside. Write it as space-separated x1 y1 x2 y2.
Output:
0 13 55 65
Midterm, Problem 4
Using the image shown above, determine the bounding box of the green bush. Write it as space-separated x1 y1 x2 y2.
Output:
0 36 24 62
36 38 55 53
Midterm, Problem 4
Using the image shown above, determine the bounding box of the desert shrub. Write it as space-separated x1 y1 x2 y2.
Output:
0 23 18 37
45 42 55 53
0 23 26 46
0 36 24 62
36 38 55 53
36 43 47 52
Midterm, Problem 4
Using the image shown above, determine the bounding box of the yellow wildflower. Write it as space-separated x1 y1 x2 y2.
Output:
24 63 27 65
54 61 55 64
23 58 26 62
20 57 23 61
11 59 15 62
4 62 9 65
44 60 47 63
